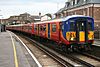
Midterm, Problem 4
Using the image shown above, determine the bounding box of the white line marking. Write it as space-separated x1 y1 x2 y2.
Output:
9 32 19 67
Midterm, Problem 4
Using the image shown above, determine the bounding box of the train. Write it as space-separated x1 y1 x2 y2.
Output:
7 15 94 51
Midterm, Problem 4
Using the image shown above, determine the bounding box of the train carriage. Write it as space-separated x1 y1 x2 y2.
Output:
60 15 94 50
7 15 94 51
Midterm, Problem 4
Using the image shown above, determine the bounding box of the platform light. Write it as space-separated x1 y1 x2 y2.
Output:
96 24 98 27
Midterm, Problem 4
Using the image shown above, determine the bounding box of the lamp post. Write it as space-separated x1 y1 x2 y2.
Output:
0 10 2 24
96 24 100 39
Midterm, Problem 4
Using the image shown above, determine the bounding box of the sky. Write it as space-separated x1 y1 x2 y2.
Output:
0 0 66 19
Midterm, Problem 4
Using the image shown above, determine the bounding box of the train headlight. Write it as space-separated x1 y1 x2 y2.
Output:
71 37 74 41
89 37 92 40
89 35 93 40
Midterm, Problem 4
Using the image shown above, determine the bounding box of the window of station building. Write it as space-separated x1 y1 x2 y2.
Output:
73 0 75 5
75 0 77 4
71 0 74 6
52 24 56 32
77 0 80 4
84 0 87 2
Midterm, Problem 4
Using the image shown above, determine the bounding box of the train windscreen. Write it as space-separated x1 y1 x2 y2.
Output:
69 18 93 31
69 19 75 31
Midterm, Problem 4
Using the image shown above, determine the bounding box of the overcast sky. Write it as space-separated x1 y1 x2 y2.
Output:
0 0 66 19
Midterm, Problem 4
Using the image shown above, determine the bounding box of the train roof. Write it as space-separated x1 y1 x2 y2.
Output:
34 15 92 24
7 15 92 27
6 22 34 27
64 15 92 19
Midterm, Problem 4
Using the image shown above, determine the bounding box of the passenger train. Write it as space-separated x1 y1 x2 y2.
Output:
7 15 94 51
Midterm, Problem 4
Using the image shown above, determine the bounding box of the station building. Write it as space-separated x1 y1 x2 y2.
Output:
55 0 100 29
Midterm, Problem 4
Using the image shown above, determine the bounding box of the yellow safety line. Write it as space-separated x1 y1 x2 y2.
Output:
9 32 19 67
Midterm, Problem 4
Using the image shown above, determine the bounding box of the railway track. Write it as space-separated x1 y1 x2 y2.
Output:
18 34 79 67
78 51 100 62
69 52 100 67
14 33 99 67
15 34 63 67
86 45 100 58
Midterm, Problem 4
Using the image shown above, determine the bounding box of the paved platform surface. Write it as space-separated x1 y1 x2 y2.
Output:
0 31 39 67
93 40 100 46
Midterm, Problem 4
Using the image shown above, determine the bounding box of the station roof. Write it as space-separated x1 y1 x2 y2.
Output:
55 0 100 14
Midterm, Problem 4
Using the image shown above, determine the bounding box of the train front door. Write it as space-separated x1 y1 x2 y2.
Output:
48 23 50 38
76 19 88 43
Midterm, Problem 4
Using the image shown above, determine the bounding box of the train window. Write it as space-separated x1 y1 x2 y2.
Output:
70 22 75 31
78 22 85 31
88 22 92 31
69 19 75 31
27 26 28 29
29 26 32 30
40 26 42 31
62 25 64 31
66 22 68 24
34 25 37 31
52 24 56 32
87 19 93 31
60 23 64 31
39 25 40 31
43 25 46 31
69 20 74 23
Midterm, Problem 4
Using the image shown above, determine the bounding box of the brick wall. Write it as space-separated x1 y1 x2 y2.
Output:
93 7 100 20
75 9 83 15
56 4 100 28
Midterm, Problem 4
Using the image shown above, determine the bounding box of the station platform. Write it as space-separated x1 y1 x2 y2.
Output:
93 41 100 47
0 31 42 67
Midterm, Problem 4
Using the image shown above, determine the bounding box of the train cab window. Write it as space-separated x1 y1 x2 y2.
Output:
52 24 56 32
70 22 75 31
69 20 75 31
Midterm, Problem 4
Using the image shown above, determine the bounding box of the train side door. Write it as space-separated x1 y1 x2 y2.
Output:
48 23 50 38
76 21 80 42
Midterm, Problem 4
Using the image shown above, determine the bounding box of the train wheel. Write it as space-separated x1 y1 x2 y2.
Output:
61 45 68 52
86 44 92 51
